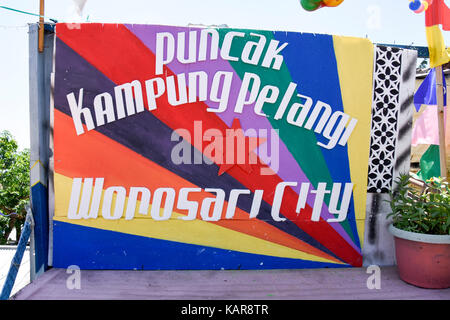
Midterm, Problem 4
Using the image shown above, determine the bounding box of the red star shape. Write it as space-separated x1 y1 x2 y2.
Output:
217 118 266 176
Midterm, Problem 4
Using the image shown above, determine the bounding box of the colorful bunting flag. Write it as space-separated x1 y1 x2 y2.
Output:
412 105 447 146
414 145 441 181
414 68 447 112
425 0 450 68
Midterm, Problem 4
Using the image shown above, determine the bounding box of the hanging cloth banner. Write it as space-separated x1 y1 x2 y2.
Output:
412 105 447 146
425 0 450 68
414 68 447 112
415 144 441 181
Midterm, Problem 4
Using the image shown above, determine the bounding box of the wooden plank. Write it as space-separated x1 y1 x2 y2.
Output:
11 268 450 300
436 65 447 178
38 0 44 53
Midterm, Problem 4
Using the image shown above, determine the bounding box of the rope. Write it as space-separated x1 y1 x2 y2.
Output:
0 208 33 300
0 5 58 23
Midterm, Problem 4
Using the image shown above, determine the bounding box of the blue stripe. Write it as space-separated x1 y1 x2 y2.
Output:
273 32 360 248
31 182 49 274
53 36 341 259
53 221 348 270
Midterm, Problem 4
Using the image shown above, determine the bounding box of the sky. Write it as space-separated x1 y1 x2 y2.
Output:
0 0 449 150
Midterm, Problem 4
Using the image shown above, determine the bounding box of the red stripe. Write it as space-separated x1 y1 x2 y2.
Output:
54 109 342 263
55 23 362 266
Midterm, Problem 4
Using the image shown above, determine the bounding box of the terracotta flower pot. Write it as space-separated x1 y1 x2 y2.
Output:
389 224 450 289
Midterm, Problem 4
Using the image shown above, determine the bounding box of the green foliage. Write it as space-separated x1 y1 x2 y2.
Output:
0 130 30 244
0 215 9 245
388 174 450 235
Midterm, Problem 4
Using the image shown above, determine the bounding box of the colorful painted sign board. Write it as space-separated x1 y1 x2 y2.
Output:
52 23 376 270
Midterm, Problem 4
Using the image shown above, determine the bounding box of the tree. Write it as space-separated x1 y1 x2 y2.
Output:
0 130 30 244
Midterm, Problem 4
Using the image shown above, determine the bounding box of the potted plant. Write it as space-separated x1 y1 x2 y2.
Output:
388 174 450 289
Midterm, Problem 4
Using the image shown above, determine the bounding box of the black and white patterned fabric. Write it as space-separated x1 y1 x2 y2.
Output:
367 46 403 193
363 45 417 267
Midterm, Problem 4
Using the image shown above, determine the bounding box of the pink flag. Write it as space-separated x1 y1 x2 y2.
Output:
411 105 447 146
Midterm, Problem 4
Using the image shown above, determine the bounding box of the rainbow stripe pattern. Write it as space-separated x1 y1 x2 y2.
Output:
52 23 374 270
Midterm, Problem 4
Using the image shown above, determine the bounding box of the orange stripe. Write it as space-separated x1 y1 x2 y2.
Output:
55 23 361 266
54 109 341 263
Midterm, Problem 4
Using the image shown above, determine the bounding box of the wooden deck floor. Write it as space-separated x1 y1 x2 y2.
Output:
11 266 450 300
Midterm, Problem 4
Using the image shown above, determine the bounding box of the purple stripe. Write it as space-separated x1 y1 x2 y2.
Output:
125 24 360 253
54 36 343 260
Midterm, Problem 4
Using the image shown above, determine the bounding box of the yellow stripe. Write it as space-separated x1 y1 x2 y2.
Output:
31 180 43 187
30 160 46 187
54 173 342 264
30 160 43 170
332 35 374 246
426 25 450 68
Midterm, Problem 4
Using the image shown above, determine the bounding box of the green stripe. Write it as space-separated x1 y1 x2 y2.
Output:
216 28 332 189
216 28 357 244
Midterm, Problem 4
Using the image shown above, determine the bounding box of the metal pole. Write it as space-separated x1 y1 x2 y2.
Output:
435 65 447 179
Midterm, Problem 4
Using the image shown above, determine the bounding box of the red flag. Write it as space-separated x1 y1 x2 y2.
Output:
425 0 450 30
425 0 450 67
